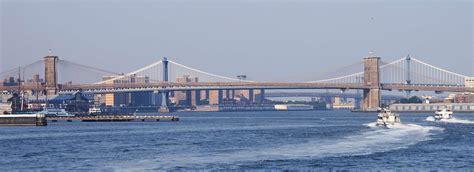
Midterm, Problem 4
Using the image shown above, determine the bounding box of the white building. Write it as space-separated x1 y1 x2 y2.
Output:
466 77 474 88
0 102 12 114
274 104 313 111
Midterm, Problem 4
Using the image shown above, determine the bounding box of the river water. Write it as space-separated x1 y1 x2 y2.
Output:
0 111 473 170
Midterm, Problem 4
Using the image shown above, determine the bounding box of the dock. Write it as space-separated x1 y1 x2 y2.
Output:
47 115 179 122
0 114 47 126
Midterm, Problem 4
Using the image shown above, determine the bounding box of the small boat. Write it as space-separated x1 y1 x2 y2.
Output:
434 108 453 120
376 108 401 127
37 108 74 117
88 107 101 115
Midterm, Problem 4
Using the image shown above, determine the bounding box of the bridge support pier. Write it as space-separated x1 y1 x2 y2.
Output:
192 90 201 106
185 90 192 106
224 90 230 99
248 89 254 102
151 91 159 105
204 90 210 100
218 90 224 104
362 89 380 110
159 91 170 113
231 90 235 100
362 55 381 111
354 96 362 110
257 89 265 103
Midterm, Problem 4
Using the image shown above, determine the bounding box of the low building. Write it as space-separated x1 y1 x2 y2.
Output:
454 93 474 103
51 92 93 113
274 104 313 111
173 75 199 106
0 102 12 114
2 77 18 86
6 93 28 113
176 75 198 83
101 74 149 106
390 103 474 112
102 74 150 84
333 97 356 109
466 77 474 88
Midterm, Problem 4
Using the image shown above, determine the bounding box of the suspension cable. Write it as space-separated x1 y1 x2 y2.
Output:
59 59 120 75
169 60 251 82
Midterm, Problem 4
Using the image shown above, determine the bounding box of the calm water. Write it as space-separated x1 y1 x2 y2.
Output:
1 111 473 170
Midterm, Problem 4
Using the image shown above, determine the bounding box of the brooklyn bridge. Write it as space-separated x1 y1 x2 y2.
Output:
1 53 472 112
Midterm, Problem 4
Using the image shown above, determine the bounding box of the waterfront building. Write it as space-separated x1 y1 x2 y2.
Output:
6 93 27 113
3 77 12 86
102 74 149 84
3 77 18 86
101 74 150 107
466 77 474 88
0 102 11 114
390 103 474 112
274 104 313 111
176 75 198 83
453 93 474 103
332 97 356 109
209 90 221 105
51 92 93 113
233 90 258 102
173 75 199 106
27 91 94 113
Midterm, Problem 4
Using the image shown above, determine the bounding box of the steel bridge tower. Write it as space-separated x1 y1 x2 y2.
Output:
405 54 412 97
159 57 170 112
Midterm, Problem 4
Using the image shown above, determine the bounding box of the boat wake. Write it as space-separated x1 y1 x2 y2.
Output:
426 116 474 124
119 123 442 170
364 122 431 129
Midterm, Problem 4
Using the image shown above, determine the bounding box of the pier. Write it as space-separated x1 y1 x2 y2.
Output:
47 115 179 122
0 114 47 126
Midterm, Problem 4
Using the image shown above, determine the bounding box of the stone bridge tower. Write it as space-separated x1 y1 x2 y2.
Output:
362 55 381 111
44 55 58 95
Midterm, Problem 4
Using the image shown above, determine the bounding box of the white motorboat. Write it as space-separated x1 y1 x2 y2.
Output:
376 108 401 127
434 108 453 120
88 107 101 115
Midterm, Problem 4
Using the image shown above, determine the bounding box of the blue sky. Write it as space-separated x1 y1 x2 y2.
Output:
1 0 472 81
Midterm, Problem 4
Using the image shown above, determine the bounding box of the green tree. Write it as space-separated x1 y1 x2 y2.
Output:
398 96 422 104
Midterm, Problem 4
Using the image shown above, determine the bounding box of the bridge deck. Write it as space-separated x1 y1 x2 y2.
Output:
1 82 472 93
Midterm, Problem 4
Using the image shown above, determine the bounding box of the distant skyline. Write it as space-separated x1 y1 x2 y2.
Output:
1 0 473 81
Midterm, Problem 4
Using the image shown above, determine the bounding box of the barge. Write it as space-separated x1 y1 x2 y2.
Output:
0 114 47 126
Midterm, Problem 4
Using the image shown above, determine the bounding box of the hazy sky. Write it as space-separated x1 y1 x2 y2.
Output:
1 0 473 81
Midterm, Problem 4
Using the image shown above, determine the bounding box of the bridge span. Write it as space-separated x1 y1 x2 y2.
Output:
1 53 472 111
1 82 471 93
264 92 403 100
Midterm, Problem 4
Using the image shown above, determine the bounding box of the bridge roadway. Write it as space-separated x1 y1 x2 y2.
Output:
264 92 403 100
1 82 369 93
0 82 472 93
381 83 474 92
